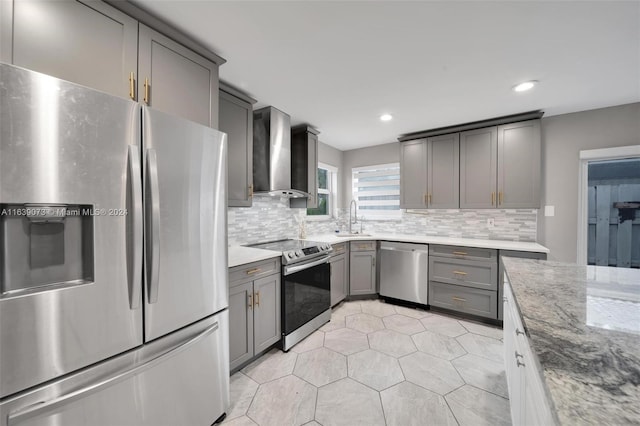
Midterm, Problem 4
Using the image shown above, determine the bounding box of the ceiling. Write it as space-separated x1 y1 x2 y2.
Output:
132 0 640 150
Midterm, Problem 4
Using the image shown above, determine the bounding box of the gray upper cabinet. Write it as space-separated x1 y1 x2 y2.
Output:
400 134 459 209
138 24 219 128
428 133 460 209
219 84 256 207
400 139 428 209
460 126 498 209
460 120 541 209
497 120 541 208
2 0 138 99
291 125 320 209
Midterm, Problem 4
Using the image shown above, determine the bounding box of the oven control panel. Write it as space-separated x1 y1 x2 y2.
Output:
283 243 332 264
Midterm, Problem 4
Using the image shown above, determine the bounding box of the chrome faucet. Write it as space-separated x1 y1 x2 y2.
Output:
349 199 358 234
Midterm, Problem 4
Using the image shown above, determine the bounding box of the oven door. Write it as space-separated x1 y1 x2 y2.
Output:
282 256 331 336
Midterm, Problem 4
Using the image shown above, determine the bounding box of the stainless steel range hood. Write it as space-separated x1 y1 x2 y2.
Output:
253 106 309 198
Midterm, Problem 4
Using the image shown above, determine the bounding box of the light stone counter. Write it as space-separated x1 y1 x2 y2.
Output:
503 257 640 425
228 246 281 268
306 233 549 253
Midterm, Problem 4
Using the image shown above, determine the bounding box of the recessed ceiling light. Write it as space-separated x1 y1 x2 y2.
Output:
380 114 393 122
513 81 538 92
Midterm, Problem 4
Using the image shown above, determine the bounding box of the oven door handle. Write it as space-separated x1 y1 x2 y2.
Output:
284 256 331 276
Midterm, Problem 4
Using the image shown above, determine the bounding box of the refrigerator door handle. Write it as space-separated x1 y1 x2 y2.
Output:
145 148 161 304
6 322 220 426
127 145 143 310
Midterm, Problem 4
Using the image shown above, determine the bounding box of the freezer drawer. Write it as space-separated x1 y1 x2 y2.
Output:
429 257 498 291
0 312 229 426
429 281 497 319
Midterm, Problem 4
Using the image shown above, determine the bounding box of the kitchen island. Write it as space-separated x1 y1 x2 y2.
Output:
502 257 640 425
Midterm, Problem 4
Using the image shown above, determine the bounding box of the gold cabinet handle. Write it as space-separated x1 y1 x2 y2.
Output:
248 293 253 308
453 270 467 276
249 184 253 198
452 296 466 302
428 193 432 205
246 268 261 275
499 191 503 205
143 77 150 104
255 291 260 307
452 251 467 256
424 194 428 205
491 192 495 206
129 72 135 100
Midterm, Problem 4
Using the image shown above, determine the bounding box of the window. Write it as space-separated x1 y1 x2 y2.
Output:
352 163 401 219
307 163 337 218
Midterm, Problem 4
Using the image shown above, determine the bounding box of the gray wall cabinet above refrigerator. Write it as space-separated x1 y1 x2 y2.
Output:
1 0 224 128
220 84 256 207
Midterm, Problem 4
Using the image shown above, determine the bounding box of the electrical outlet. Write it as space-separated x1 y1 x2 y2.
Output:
487 218 495 228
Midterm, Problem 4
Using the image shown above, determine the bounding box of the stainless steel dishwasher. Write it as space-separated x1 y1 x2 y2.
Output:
379 241 429 305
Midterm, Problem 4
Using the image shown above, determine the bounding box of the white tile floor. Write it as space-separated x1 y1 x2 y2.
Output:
223 299 511 426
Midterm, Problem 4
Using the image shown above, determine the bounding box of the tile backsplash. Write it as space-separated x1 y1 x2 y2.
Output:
228 196 537 246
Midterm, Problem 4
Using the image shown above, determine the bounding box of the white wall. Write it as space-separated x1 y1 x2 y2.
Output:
539 102 640 262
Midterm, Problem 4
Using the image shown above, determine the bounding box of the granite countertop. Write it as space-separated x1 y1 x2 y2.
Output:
307 233 549 253
228 246 281 268
502 257 640 425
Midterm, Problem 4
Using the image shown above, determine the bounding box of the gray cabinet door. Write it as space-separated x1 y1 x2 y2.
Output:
138 24 219 128
220 89 253 207
229 281 253 371
400 139 428 208
460 127 498 208
330 254 348 306
253 274 281 354
350 251 376 295
428 133 460 209
4 0 137 99
497 120 541 208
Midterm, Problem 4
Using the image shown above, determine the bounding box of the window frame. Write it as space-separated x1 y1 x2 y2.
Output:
352 162 401 220
306 162 338 220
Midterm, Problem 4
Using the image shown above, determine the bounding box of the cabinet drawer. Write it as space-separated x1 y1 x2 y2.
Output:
429 281 498 319
429 257 498 290
331 242 348 256
350 241 376 252
429 245 497 262
229 257 281 286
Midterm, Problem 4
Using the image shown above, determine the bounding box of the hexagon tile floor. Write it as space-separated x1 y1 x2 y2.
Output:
222 299 511 426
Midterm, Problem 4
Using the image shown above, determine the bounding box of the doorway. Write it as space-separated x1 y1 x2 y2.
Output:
577 145 640 267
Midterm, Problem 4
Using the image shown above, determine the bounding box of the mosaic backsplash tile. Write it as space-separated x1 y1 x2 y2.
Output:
228 196 537 245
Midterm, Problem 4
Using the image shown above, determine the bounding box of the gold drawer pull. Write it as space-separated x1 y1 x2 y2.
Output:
452 251 467 256
246 268 261 275
255 291 260 307
359 245 370 250
452 296 466 302
453 271 467 276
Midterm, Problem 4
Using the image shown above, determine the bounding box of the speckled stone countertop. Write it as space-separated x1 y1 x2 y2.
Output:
502 257 640 425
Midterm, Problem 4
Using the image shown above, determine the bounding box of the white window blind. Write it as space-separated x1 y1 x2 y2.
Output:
352 163 401 218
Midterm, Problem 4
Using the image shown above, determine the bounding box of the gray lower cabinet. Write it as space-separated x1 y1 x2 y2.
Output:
1 0 138 99
138 24 220 128
497 250 547 320
428 245 498 319
228 259 281 371
400 134 459 209
330 243 349 306
349 241 377 296
460 120 541 209
220 84 256 207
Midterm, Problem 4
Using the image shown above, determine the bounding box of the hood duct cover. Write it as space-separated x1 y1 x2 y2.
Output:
253 106 309 198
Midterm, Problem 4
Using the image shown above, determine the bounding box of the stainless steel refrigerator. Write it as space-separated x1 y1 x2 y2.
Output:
0 63 229 425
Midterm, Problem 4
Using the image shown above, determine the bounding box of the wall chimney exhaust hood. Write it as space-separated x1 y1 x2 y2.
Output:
253 106 310 198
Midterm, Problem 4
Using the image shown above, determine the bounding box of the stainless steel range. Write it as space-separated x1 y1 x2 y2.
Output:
249 239 332 350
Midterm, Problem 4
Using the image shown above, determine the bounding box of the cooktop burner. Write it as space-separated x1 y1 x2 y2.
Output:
247 239 332 265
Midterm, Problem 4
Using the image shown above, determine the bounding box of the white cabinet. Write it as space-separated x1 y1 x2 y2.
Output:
503 278 556 425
